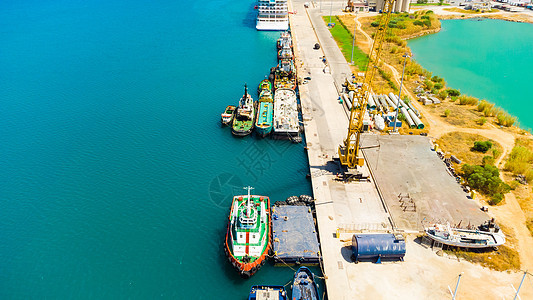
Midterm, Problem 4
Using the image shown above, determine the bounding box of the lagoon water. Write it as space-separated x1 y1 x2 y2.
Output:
408 18 533 130
0 0 315 298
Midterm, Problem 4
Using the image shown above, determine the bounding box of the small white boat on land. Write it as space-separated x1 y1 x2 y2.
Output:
425 223 505 249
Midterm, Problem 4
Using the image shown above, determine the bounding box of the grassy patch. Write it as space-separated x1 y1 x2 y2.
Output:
443 8 499 14
505 138 533 180
435 132 502 166
323 16 368 71
362 10 440 39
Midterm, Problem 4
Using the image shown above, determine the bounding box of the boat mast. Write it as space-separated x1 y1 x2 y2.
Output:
245 186 254 217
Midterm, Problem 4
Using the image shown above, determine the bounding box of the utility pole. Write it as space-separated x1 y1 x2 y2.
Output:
392 53 410 132
513 270 528 300
452 273 462 300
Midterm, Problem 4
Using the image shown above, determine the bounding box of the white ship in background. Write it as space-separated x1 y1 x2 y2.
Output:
256 0 289 31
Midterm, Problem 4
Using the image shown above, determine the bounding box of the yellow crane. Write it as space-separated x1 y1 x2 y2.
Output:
338 0 396 169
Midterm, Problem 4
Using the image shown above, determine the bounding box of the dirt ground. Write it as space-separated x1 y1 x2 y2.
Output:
345 12 533 298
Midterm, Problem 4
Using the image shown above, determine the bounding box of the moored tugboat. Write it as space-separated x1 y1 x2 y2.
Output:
224 187 271 278
231 84 256 137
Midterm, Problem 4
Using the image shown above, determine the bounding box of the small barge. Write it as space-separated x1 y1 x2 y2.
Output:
273 88 300 140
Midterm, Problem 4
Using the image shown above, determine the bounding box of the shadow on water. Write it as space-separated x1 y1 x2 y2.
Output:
242 4 257 29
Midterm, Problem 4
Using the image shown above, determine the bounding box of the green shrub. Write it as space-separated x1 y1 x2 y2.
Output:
496 111 516 127
482 155 494 166
462 164 510 196
477 117 487 125
371 21 379 27
443 109 450 117
390 46 399 54
431 75 443 83
434 82 443 90
438 90 448 100
423 80 433 90
473 141 493 153
505 146 533 174
413 20 424 26
492 148 500 159
458 95 478 105
489 193 503 205
446 88 460 97
526 169 533 183
477 100 493 112
398 113 406 122
509 180 520 190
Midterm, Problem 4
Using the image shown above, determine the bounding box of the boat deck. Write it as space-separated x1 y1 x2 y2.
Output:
272 205 320 265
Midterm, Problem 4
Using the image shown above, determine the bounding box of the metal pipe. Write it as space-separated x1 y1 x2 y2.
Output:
393 53 410 132
368 94 376 109
400 107 415 128
384 94 396 110
407 107 424 129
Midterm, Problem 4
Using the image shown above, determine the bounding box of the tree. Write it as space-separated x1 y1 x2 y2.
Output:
472 141 492 153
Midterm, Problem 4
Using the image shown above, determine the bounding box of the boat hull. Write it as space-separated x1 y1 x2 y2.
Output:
231 126 254 137
256 20 289 31
292 267 320 300
255 125 273 137
425 227 505 249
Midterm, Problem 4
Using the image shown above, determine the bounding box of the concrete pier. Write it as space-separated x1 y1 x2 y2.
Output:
289 1 392 299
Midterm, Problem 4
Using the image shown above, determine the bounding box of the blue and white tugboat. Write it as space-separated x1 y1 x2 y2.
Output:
291 267 320 300
248 286 287 300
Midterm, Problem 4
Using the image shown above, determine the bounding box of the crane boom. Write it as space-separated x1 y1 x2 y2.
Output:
338 0 396 169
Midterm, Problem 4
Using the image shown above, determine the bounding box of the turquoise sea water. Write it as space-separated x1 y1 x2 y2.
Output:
0 0 316 298
408 18 533 130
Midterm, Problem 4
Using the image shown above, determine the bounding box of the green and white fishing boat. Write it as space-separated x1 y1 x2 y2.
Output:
255 83 274 137
224 187 271 278
232 84 255 137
